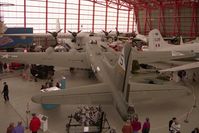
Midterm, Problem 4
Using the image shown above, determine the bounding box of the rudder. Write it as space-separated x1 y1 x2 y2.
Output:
148 29 169 50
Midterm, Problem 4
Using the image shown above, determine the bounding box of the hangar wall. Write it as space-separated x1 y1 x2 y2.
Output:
136 2 199 37
0 0 135 33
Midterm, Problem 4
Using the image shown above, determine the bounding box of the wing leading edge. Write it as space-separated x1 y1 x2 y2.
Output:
160 62 199 72
0 52 90 69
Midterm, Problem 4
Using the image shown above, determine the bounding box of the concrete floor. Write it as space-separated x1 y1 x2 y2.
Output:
0 68 198 133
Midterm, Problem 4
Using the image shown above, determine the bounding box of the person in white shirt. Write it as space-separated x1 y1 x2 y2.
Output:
170 120 181 133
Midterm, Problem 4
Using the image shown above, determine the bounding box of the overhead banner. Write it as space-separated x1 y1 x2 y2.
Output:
0 27 33 48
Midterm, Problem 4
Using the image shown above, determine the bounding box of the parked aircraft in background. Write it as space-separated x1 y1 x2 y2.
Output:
180 36 199 44
1 18 149 52
116 31 148 43
147 29 199 53
0 19 96 50
141 29 199 74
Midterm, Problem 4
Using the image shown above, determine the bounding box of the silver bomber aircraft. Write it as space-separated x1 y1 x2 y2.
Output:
0 42 190 120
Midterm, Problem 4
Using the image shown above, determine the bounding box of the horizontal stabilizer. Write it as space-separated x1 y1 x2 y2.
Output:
160 62 199 72
31 83 113 105
129 82 188 92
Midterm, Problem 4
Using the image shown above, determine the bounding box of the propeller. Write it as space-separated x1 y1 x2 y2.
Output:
102 30 112 37
47 29 62 39
67 30 82 43
47 29 62 47
68 30 82 38
170 35 180 45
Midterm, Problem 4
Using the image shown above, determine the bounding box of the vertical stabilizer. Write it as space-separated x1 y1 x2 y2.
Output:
114 44 133 101
180 36 184 45
56 18 60 32
148 29 170 50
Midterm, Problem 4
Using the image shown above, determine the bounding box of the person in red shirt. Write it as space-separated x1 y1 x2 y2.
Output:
131 116 141 133
122 120 133 133
6 122 14 133
142 117 150 133
29 113 41 133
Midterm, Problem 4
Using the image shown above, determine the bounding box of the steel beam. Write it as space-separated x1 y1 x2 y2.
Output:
64 0 67 33
173 1 180 36
92 0 95 32
78 0 81 31
24 0 26 30
116 0 119 30
45 0 48 33
105 0 108 31
190 2 198 37
45 0 48 47
127 4 130 32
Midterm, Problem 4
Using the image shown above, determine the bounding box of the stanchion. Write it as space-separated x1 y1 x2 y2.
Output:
184 112 189 123
192 86 197 108
183 80 197 123
25 102 31 129
193 98 197 108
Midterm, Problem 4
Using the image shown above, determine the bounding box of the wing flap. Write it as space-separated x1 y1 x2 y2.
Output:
31 83 113 105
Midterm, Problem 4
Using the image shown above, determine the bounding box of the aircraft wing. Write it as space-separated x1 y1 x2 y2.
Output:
1 33 70 38
135 34 147 42
134 51 173 63
129 82 188 92
0 52 90 69
118 36 134 39
31 83 113 104
159 62 199 72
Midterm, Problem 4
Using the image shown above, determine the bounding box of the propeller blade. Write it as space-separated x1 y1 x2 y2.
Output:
57 29 62 33
102 30 106 33
77 30 82 34
68 30 73 34
72 32 77 37
47 31 53 34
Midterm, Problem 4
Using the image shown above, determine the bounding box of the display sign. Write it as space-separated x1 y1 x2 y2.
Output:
0 27 33 48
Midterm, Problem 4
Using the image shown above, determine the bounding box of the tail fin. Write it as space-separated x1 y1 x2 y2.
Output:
148 29 170 50
56 18 60 32
180 36 184 45
113 44 133 101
